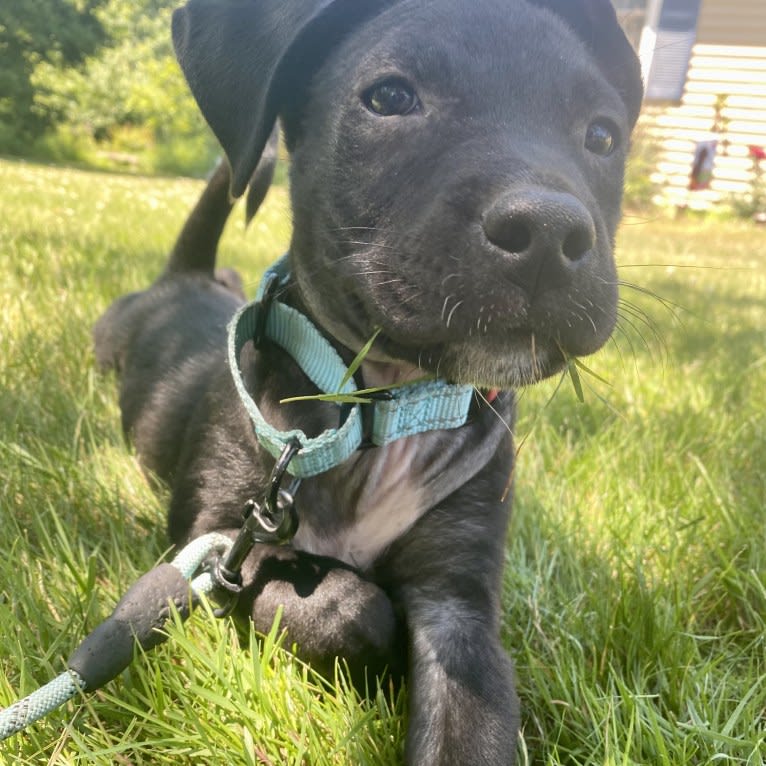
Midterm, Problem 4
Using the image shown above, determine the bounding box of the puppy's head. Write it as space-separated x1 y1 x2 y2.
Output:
174 0 643 388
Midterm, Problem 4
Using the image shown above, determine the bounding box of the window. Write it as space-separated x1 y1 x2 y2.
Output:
641 0 703 102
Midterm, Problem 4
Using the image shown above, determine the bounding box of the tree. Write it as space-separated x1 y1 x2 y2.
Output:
30 0 217 174
0 0 107 148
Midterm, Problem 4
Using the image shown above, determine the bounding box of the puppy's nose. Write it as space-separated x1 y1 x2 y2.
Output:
482 189 596 296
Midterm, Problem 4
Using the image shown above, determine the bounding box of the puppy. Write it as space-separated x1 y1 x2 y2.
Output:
94 0 642 763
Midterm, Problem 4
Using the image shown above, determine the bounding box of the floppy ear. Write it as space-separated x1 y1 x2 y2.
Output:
172 0 389 197
529 0 643 126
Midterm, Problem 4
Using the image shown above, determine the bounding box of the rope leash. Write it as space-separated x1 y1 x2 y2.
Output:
0 532 232 742
1 437 301 743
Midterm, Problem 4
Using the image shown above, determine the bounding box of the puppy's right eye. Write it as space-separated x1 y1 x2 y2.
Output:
363 79 419 117
585 119 619 157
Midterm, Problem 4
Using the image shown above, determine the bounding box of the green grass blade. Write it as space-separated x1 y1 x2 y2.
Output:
566 356 585 403
338 327 382 391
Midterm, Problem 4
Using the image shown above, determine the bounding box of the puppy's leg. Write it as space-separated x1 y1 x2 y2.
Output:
404 604 517 766
167 408 402 685
234 545 403 686
383 465 519 764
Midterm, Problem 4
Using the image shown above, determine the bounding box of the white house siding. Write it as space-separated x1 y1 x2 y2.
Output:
640 0 766 207
696 0 766 47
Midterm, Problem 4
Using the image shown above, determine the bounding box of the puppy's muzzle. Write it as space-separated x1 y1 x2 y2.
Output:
482 187 597 298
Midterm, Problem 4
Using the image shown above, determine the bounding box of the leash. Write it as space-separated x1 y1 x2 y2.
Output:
228 255 476 477
0 441 300 742
0 532 231 742
2 256 481 741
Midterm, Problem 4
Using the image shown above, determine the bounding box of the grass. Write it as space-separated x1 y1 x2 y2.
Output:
1 157 765 765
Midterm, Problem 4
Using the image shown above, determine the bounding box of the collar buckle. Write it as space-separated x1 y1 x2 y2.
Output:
337 389 394 445
359 390 394 449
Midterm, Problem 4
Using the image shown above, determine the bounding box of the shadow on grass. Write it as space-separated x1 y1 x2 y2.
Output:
505 479 766 763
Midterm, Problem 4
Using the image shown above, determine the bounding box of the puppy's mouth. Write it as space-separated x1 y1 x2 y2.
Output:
295 260 616 391
370 326 570 390
334 265 616 390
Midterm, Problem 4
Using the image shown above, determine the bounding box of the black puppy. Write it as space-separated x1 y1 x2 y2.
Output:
94 0 642 763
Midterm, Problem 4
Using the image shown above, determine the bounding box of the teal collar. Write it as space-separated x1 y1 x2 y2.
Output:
227 256 475 478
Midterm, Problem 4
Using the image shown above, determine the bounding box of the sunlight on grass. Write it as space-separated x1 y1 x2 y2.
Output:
1 159 765 764
508 216 766 765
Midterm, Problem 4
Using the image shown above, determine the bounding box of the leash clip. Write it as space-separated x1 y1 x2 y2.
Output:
211 438 301 617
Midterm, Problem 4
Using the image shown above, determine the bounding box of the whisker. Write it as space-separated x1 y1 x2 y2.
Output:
618 213 664 226
570 299 598 335
335 239 404 252
505 368 569 500
474 389 515 439
615 312 653 358
397 290 426 307
530 334 539 381
618 299 668 355
356 269 398 277
606 333 629 372
579 375 628 422
612 320 640 365
614 279 689 323
620 262 743 271
446 300 464 329
329 225 380 232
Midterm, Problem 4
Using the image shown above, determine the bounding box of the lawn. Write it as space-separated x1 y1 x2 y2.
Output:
1 157 765 765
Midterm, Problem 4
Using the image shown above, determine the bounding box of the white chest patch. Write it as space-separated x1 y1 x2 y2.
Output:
292 437 428 571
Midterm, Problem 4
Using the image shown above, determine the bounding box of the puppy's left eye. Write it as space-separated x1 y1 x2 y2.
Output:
363 79 419 117
585 120 619 157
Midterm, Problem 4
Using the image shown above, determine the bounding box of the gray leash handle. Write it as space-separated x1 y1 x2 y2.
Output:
67 563 193 690
0 533 232 742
